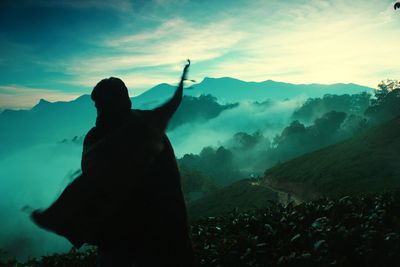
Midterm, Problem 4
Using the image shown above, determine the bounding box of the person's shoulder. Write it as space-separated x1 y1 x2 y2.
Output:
84 127 97 138
83 127 98 145
86 125 99 135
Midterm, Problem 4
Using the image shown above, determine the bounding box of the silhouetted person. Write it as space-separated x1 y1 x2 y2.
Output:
32 61 194 267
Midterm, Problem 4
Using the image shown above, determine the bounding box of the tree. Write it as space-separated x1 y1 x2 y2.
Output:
232 131 264 150
292 93 371 123
365 80 400 125
273 120 306 147
372 79 400 106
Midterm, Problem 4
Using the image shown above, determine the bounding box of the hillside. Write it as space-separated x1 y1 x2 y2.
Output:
187 179 279 220
263 117 400 200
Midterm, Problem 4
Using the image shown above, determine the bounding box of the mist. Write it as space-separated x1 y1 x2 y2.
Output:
168 98 304 157
0 90 376 260
0 143 82 259
0 89 377 260
0 96 305 259
175 90 376 193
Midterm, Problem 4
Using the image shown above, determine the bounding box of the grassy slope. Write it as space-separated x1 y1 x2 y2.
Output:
188 179 279 220
264 117 400 199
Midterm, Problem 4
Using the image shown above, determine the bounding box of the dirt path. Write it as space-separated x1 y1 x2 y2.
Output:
262 177 322 205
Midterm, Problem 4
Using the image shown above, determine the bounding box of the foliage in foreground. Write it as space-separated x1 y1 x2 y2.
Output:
192 192 400 267
1 192 400 267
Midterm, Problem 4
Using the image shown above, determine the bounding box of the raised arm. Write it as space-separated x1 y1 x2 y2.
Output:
154 59 191 120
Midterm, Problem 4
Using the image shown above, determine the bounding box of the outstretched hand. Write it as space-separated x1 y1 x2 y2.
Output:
180 59 195 84
158 60 193 119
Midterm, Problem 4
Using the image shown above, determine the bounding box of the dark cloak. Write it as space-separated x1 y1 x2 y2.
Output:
31 75 194 266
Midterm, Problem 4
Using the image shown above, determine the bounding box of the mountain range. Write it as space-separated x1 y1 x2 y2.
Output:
0 77 373 157
133 77 373 107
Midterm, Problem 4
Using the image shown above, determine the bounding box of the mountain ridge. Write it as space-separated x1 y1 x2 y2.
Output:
0 77 375 157
1 77 374 114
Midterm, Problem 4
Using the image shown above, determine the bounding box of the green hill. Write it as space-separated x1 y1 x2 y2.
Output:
263 117 400 200
187 179 278 220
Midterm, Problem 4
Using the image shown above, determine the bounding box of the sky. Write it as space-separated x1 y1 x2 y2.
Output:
0 0 399 110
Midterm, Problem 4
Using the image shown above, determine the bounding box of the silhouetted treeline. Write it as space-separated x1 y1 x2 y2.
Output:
169 94 238 130
179 146 245 188
292 92 371 124
178 85 400 188
178 110 363 187
365 80 400 126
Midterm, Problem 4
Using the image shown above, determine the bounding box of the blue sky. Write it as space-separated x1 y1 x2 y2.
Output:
0 0 399 110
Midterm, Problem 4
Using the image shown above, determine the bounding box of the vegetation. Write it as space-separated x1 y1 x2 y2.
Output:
265 116 400 199
270 111 349 163
169 94 238 130
0 246 97 267
365 80 400 126
179 165 219 202
187 179 278 220
178 146 245 186
182 84 400 196
179 109 365 186
191 191 400 267
292 92 371 124
2 191 399 266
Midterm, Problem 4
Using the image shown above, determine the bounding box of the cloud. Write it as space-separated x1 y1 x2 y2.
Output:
60 0 134 11
0 85 80 111
0 0 134 12
205 0 400 87
60 71 180 96
153 0 190 7
60 0 399 90
2 0 399 110
61 18 246 83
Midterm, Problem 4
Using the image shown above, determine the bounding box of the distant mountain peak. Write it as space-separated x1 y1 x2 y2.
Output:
76 94 91 101
32 99 51 110
38 98 50 104
201 76 245 83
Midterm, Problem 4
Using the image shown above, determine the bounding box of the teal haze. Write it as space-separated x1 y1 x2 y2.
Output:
0 0 399 262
